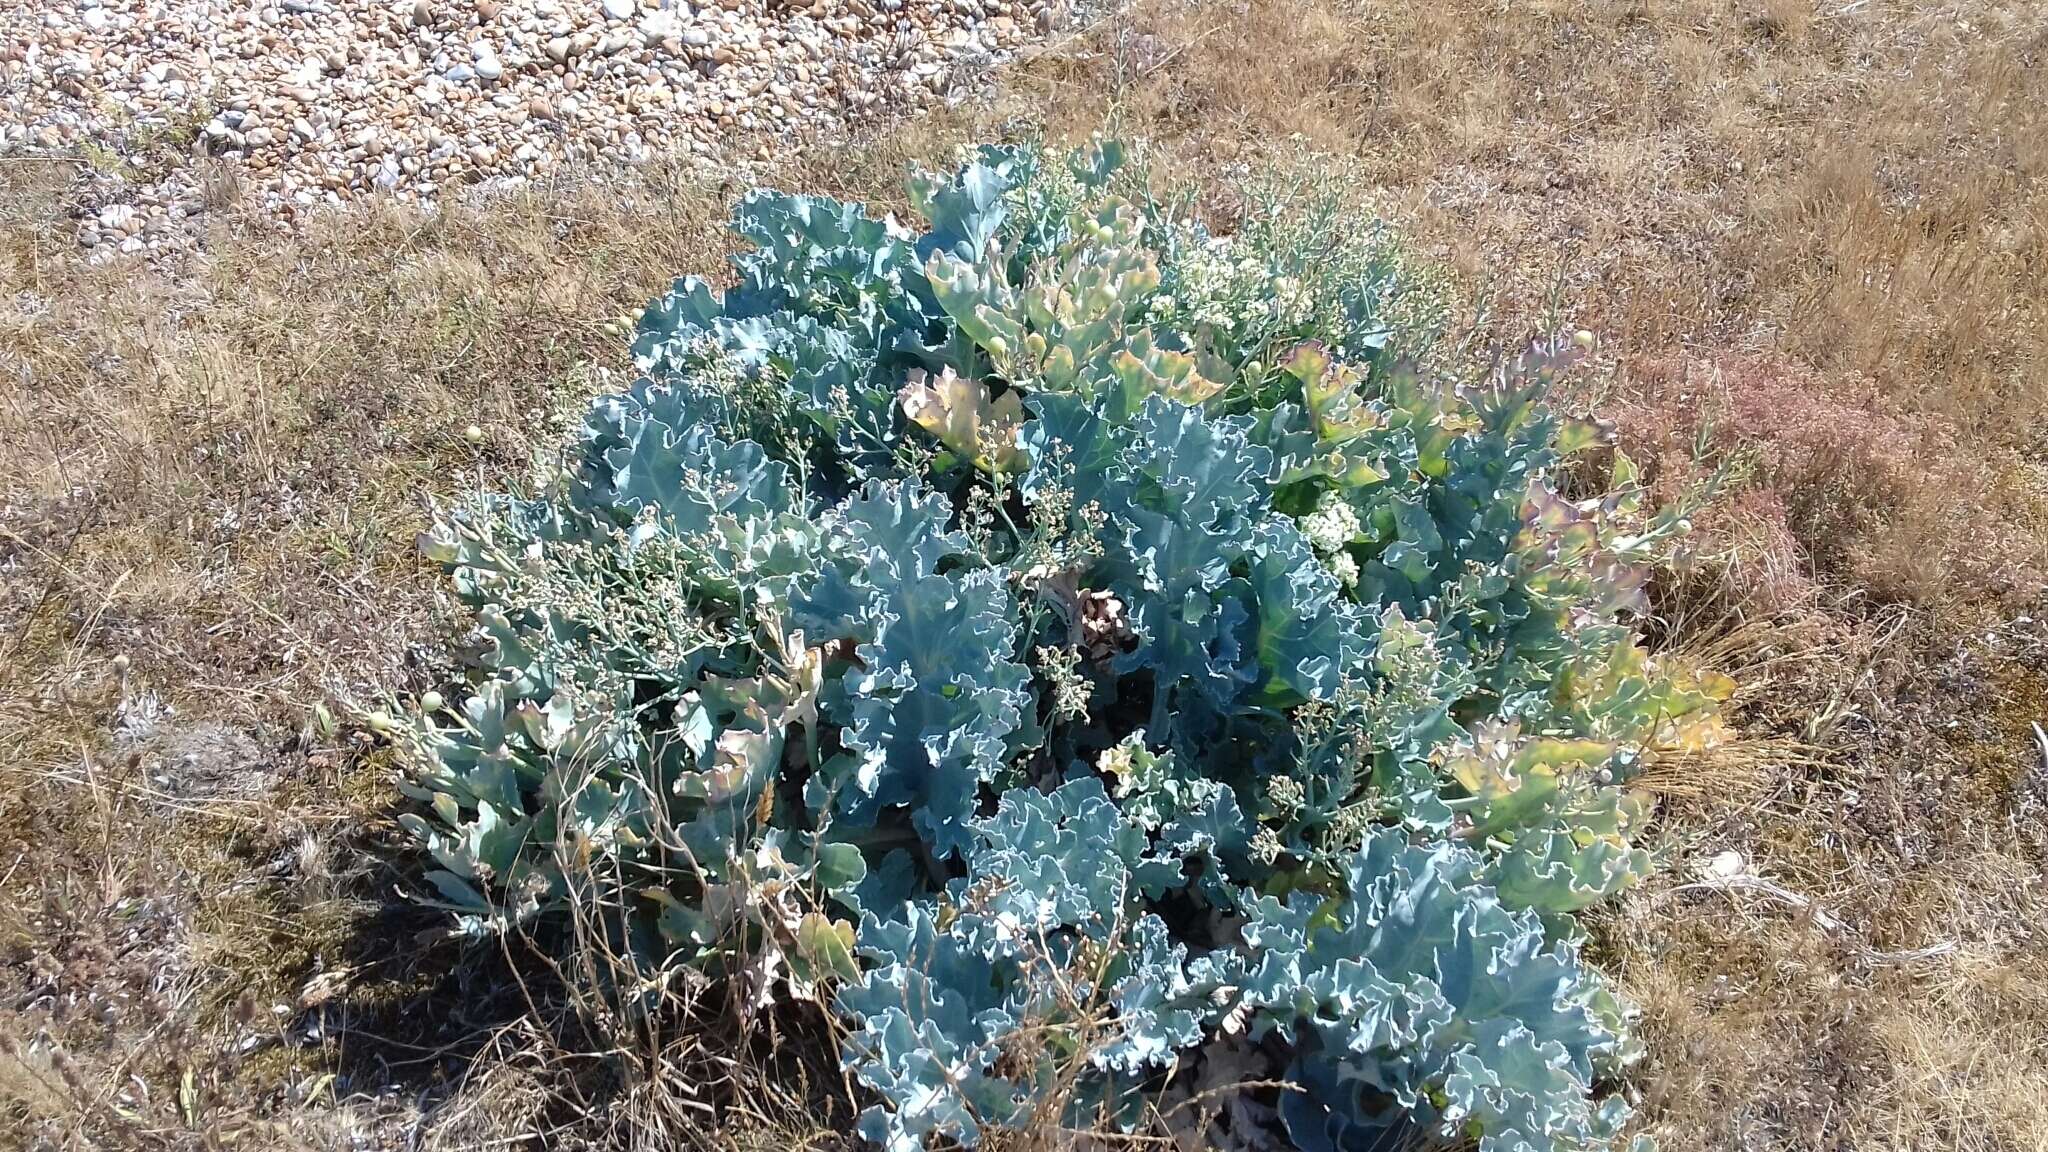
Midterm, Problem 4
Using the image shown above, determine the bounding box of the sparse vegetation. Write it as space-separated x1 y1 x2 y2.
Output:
4 2 2044 1151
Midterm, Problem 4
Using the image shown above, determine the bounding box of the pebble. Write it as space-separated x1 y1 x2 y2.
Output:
1703 850 1748 880
13 0 1062 259
638 11 674 45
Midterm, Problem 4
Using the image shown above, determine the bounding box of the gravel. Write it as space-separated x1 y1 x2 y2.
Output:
1 0 1071 259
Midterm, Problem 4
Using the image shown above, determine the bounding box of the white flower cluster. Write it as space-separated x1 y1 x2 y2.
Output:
1300 494 1362 555
1300 493 1363 587
1249 825 1285 866
1148 153 1463 371
1035 645 1091 723
1325 552 1361 588
1270 274 1314 328
1265 774 1306 816
1011 450 1107 587
1155 225 1319 336
458 512 728 698
1157 230 1242 331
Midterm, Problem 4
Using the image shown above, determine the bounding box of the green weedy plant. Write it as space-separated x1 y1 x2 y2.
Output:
392 141 1734 1152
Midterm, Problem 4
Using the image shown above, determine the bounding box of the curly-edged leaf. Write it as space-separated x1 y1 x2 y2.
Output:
794 481 1030 857
1445 725 1615 840
925 249 1026 364
1281 341 1382 445
912 145 1027 260
1490 820 1652 916
1110 329 1225 408
836 780 1218 1150
1241 519 1372 705
1232 829 1636 1152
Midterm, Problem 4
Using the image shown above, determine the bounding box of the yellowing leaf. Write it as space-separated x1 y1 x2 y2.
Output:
899 368 1028 474
1111 331 1226 407
793 912 860 983
1555 417 1616 455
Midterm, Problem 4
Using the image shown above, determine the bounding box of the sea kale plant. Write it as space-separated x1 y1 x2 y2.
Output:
392 141 1730 1152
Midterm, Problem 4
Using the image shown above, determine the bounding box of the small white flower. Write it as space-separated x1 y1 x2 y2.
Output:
1326 551 1360 588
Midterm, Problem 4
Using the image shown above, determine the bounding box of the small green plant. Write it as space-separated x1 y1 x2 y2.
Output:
393 141 1727 1152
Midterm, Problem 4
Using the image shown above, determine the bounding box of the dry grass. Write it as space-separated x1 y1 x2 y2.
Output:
0 153 866 1149
1608 350 2048 612
1030 0 2047 436
4 0 2046 1148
